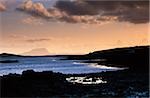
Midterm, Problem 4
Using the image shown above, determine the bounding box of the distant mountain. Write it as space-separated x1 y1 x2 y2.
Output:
21 48 50 56
0 53 22 57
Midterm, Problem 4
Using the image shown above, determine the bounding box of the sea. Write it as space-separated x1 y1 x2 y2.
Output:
0 56 124 76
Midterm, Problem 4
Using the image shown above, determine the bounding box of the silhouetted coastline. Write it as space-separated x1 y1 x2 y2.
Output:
0 46 149 97
1 69 149 97
66 46 149 72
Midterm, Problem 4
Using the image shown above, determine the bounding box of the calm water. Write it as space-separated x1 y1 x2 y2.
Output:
0 56 124 75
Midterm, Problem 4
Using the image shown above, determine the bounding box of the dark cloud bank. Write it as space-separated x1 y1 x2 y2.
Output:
17 0 149 24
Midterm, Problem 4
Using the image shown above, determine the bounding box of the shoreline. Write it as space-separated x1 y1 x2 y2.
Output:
1 46 149 97
1 68 149 97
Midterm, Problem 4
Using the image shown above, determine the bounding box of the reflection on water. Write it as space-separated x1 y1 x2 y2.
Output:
66 77 107 84
0 57 126 75
89 63 126 69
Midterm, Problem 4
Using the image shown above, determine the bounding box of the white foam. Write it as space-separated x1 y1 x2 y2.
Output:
66 76 107 84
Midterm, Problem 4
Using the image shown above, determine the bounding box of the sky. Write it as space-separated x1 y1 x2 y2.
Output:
0 0 149 55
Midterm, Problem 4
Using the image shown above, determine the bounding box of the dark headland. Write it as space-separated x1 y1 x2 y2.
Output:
0 46 149 97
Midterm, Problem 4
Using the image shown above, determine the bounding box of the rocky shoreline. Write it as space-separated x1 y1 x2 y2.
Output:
1 68 149 97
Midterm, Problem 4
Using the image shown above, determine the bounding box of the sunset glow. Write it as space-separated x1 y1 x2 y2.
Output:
0 0 149 55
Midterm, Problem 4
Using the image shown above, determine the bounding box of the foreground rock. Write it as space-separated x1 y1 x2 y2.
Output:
1 69 149 97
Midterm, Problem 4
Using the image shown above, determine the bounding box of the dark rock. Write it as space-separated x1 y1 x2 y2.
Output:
1 69 149 97
0 60 19 63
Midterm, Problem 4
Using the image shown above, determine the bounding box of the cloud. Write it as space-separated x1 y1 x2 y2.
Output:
25 38 51 43
0 2 6 11
7 35 51 43
22 16 44 25
55 0 149 24
17 0 51 18
17 0 149 24
17 0 66 21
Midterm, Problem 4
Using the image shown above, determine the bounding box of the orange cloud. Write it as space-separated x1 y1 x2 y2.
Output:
18 0 50 18
22 16 43 25
25 38 51 43
0 2 6 11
